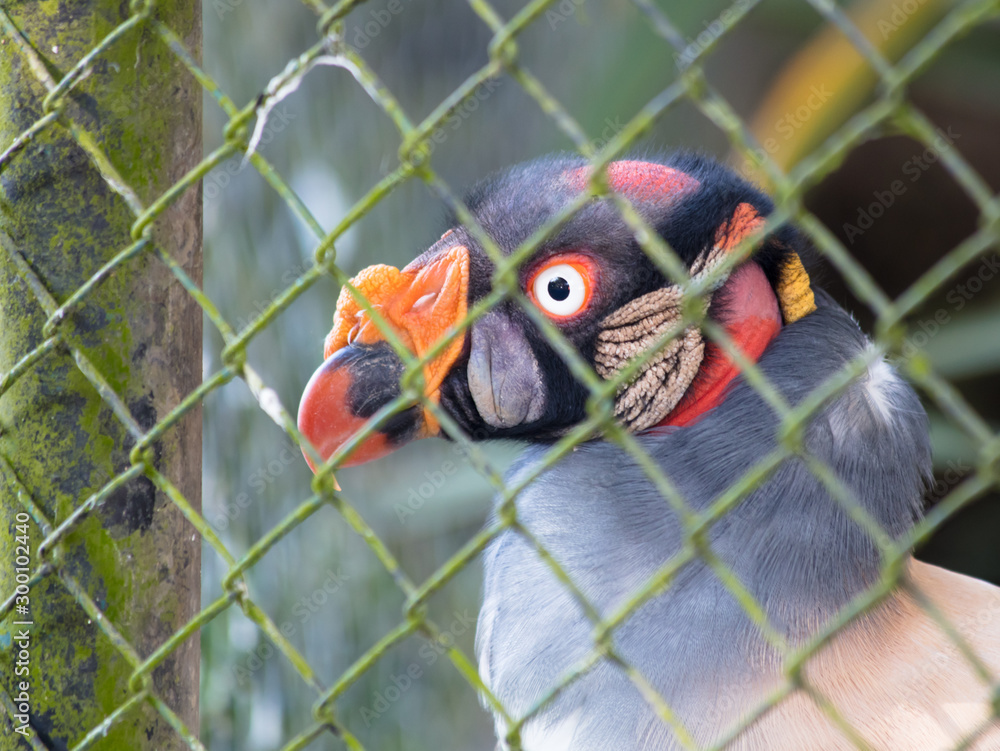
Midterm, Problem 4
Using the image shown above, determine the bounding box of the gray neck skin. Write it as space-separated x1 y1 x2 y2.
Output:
477 293 931 748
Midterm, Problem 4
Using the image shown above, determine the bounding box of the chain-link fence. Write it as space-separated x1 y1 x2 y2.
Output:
2 0 999 749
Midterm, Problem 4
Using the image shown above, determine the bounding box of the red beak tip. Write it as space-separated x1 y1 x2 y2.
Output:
297 351 403 472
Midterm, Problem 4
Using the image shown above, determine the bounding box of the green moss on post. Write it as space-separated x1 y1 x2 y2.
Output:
0 2 201 748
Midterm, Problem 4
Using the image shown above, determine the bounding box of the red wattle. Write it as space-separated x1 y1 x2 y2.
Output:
658 262 782 429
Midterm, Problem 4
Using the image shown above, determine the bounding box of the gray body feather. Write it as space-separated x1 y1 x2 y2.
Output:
476 294 932 749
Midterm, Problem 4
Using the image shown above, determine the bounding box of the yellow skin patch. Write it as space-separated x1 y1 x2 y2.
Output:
777 253 817 323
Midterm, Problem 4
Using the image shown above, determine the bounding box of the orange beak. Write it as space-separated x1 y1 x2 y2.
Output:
297 245 470 471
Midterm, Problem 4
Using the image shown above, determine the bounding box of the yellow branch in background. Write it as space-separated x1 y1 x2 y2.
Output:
739 0 951 186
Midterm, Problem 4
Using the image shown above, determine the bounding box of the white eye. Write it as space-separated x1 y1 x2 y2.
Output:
532 263 588 317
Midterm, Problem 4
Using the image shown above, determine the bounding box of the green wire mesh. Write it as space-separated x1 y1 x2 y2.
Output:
2 0 1000 748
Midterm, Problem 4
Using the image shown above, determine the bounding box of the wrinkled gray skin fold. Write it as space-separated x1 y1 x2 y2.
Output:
468 309 548 430
476 292 931 749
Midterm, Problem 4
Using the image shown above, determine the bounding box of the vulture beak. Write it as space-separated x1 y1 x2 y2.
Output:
297 244 470 470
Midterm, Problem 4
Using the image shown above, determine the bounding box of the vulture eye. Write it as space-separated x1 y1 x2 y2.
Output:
529 257 594 319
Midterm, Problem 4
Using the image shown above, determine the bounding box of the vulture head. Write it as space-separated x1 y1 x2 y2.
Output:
297 153 816 467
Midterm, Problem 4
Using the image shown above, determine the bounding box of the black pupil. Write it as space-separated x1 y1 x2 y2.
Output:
547 277 570 302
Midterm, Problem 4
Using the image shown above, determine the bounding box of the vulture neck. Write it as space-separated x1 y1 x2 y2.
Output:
509 299 930 641
662 261 782 429
478 299 931 745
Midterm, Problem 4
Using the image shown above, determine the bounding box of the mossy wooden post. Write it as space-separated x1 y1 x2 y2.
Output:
0 2 201 748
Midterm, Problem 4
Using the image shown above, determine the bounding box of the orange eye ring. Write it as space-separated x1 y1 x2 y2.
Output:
526 253 598 320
